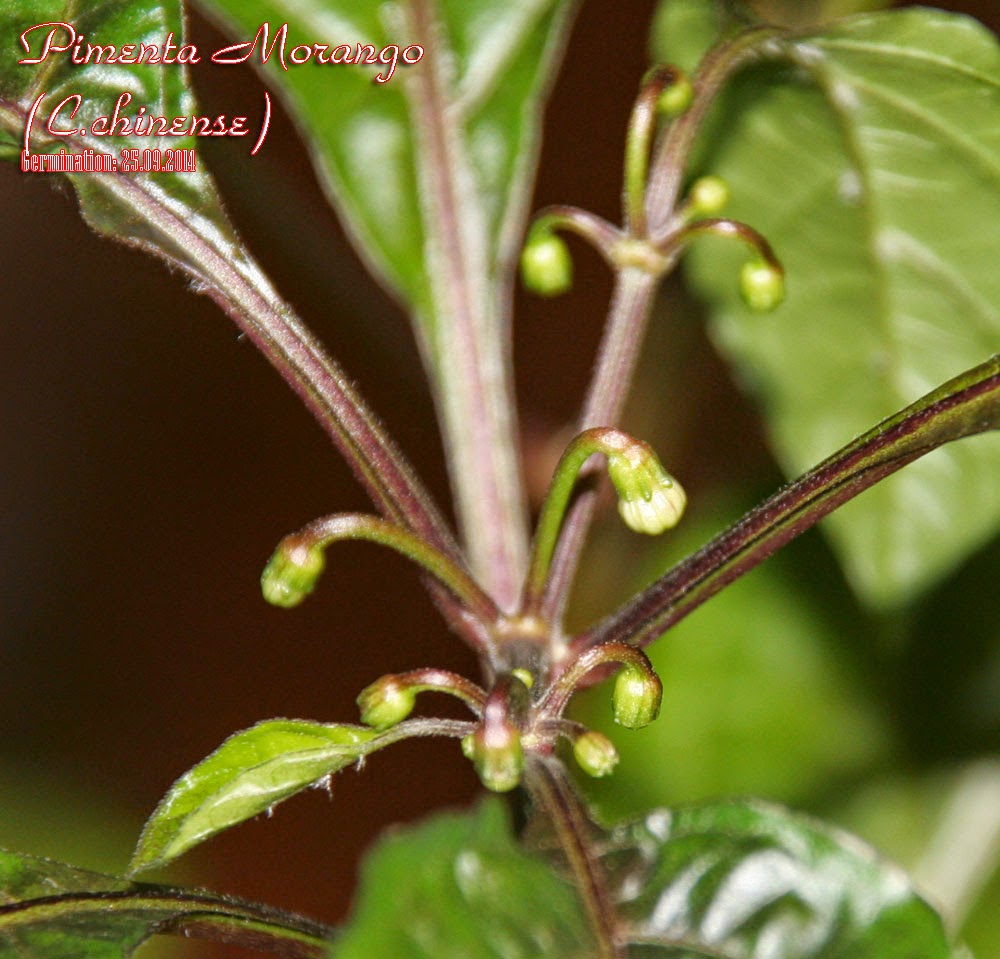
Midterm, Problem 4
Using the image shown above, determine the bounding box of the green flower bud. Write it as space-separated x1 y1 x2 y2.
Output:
688 175 730 217
468 724 524 793
460 733 477 760
612 665 663 729
357 676 416 730
607 443 686 535
260 542 325 608
573 730 620 778
739 259 785 312
657 71 694 117
520 230 573 297
511 668 535 690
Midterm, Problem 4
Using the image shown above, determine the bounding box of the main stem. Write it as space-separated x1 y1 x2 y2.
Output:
539 267 661 631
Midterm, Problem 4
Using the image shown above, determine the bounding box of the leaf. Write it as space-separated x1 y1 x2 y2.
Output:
0 0 462 567
682 8 1000 606
195 0 575 591
330 799 591 959
0 848 330 958
603 799 959 958
576 496 888 818
130 720 379 875
586 355 1000 651
197 0 572 327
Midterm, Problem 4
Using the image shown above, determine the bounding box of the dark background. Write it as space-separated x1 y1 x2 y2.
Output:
2 1 998 955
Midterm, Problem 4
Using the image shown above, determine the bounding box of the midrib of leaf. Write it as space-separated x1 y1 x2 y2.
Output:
801 38 1000 577
401 0 530 608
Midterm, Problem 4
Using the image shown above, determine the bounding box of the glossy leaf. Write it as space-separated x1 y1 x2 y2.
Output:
330 799 591 959
130 720 379 875
0 849 330 958
604 799 959 958
681 8 1000 606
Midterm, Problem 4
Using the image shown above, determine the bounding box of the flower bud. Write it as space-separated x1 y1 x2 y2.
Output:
467 723 524 793
657 71 694 117
739 259 785 312
612 664 663 729
260 542 325 608
520 230 573 297
573 730 620 778
357 676 416 730
688 175 730 217
607 443 686 535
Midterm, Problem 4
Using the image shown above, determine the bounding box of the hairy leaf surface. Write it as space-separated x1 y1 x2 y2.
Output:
673 8 1000 605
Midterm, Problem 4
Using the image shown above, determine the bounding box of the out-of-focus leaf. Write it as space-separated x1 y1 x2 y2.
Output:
682 8 1000 606
576 498 888 817
605 798 958 957
330 799 590 959
130 720 379 875
650 0 725 74
0 849 330 958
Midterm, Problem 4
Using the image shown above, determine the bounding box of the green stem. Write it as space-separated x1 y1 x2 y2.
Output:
529 206 622 264
538 641 656 718
538 268 662 630
623 67 683 236
645 26 786 239
390 667 488 714
289 513 501 629
522 428 633 616
0 887 333 959
667 216 782 269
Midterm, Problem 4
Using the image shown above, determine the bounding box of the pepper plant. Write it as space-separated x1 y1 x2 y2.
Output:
2 0 1000 956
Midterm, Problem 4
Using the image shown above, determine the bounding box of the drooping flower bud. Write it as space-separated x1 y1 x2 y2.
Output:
607 442 686 535
520 230 573 297
612 664 663 729
573 730 620 778
657 70 694 117
739 259 785 312
688 175 730 217
357 675 416 730
260 542 326 608
467 722 524 793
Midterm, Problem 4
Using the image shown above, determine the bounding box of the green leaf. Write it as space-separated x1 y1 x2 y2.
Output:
130 720 379 875
330 799 591 959
576 497 888 817
195 0 574 590
604 799 958 958
683 8 1000 606
0 849 330 958
197 0 572 326
0 1 233 283
0 0 463 563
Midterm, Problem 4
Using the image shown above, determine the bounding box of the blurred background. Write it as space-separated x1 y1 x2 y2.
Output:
2 0 999 955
